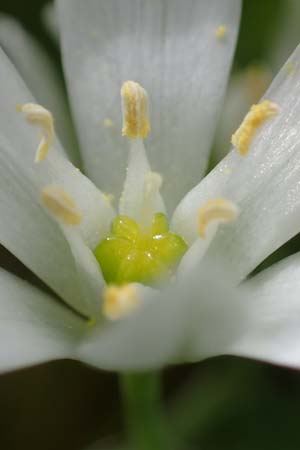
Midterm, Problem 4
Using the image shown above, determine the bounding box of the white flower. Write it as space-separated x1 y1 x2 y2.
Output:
0 0 300 373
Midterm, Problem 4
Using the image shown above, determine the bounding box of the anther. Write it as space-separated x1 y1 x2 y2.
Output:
41 185 82 225
231 100 279 156
17 103 54 163
102 284 141 320
198 198 238 239
121 81 150 139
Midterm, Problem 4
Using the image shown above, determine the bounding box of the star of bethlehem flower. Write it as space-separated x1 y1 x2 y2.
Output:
1 0 300 373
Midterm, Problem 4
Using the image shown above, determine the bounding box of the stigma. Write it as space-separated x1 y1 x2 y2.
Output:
198 198 238 239
121 80 150 139
41 185 82 225
231 100 279 155
102 284 141 320
17 103 54 163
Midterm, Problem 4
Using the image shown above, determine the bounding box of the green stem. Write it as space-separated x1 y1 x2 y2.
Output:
119 371 171 450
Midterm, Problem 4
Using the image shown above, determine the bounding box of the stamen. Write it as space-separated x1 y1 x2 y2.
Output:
121 81 150 139
41 185 82 225
215 25 227 39
17 103 54 163
198 198 238 239
140 171 163 229
102 284 141 320
231 100 279 156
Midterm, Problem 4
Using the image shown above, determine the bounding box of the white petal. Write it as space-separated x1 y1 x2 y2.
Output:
230 253 300 367
173 44 300 282
0 13 79 165
59 226 106 317
57 0 241 210
0 47 114 315
89 252 300 371
78 282 191 370
77 267 233 370
0 268 84 373
178 235 215 278
187 253 300 369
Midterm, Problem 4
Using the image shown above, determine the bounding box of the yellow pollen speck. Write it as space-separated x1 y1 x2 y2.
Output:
102 284 141 320
87 318 96 327
198 198 238 239
223 167 232 175
103 117 114 128
286 62 297 76
231 100 279 156
18 103 55 163
121 80 150 139
41 185 82 225
103 192 115 204
215 25 227 39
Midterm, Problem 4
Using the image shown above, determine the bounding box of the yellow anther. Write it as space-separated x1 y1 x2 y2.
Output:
41 185 82 225
18 103 54 163
121 81 150 139
215 25 227 39
231 100 279 156
103 117 114 128
198 198 238 239
102 284 141 320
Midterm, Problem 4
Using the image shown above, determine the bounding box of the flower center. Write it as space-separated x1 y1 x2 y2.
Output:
93 81 187 287
94 213 187 286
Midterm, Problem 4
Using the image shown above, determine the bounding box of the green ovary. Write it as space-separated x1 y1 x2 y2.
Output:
94 213 188 285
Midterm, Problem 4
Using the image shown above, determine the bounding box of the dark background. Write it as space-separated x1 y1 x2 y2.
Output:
0 1 300 449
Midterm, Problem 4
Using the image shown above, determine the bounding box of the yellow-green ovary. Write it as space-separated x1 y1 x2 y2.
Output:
94 213 188 285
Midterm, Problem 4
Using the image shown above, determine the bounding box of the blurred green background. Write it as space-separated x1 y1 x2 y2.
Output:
1 0 300 449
